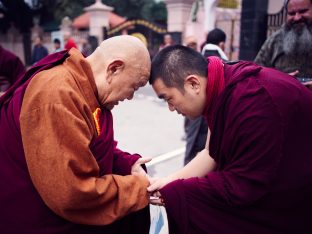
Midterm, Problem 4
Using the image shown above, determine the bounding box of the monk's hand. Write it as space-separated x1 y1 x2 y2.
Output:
288 70 299 76
147 176 172 193
303 81 312 90
131 157 152 177
149 191 165 206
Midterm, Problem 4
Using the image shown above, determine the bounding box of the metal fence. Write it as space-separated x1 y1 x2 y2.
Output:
267 6 287 37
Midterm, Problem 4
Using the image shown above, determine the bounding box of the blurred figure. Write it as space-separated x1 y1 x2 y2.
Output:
0 45 26 96
183 36 208 165
81 38 92 56
53 38 62 53
184 35 198 51
88 35 99 53
159 34 174 51
255 0 312 88
64 32 78 50
201 28 228 60
31 36 49 65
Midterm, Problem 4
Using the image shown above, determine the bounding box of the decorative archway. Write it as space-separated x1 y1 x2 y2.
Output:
107 19 167 57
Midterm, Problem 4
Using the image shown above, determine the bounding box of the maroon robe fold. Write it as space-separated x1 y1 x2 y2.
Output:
160 61 312 233
0 51 149 233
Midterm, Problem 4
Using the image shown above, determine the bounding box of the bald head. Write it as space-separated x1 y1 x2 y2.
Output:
86 35 151 109
94 35 150 65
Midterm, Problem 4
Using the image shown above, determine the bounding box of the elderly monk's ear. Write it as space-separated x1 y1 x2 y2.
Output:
184 75 201 94
106 60 124 83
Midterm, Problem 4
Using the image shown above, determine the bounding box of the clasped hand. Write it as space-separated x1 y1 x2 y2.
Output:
131 157 172 206
147 177 173 206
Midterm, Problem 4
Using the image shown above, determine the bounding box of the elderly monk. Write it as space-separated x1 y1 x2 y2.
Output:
148 45 312 234
0 35 151 233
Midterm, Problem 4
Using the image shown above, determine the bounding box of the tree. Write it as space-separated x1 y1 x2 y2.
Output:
0 0 36 65
0 0 167 64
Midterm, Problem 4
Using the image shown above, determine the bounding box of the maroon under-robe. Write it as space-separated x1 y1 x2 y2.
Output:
0 51 150 233
160 61 312 233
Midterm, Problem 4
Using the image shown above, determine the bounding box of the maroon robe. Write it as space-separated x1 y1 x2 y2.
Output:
0 51 150 233
0 45 26 93
160 61 312 233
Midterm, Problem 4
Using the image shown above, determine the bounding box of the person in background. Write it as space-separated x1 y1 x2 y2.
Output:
201 28 229 61
148 45 312 233
53 38 62 53
0 35 151 233
159 34 174 51
81 38 93 57
183 36 208 165
64 32 78 50
255 0 312 89
31 35 49 65
0 45 26 96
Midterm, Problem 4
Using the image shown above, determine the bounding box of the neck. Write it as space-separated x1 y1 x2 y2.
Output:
86 55 109 104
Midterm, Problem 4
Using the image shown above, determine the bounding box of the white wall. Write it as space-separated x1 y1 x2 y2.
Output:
268 0 284 14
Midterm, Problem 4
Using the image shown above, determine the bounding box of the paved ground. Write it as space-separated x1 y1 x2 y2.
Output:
113 84 185 159
112 84 186 234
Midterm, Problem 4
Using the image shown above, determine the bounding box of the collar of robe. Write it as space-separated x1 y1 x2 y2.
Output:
202 56 225 128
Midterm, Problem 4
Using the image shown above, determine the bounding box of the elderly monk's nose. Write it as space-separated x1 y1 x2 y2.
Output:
127 93 134 100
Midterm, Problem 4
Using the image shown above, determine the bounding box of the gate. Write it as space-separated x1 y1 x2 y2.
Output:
267 6 287 37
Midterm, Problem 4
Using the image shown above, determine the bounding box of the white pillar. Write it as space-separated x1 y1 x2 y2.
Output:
84 0 113 42
204 0 218 33
164 0 194 34
185 0 206 46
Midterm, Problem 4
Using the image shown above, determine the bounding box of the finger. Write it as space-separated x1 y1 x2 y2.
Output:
147 182 161 192
147 177 159 184
149 198 164 206
137 157 152 164
155 191 162 197
288 70 299 76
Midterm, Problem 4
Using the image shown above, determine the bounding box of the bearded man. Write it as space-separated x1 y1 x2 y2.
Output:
255 0 312 86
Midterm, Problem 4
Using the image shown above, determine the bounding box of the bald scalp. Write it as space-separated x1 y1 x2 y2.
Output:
95 35 150 67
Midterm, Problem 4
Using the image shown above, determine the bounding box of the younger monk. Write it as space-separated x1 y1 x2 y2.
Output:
148 45 312 233
0 36 151 233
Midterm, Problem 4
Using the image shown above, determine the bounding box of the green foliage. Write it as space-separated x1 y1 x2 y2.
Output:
150 1 167 23
0 0 34 32
48 0 167 23
0 0 167 32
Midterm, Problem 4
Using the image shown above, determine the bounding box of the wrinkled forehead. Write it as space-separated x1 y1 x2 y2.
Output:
131 60 151 77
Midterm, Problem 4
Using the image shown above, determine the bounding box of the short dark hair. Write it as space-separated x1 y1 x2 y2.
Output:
206 28 226 45
53 38 61 44
149 45 207 90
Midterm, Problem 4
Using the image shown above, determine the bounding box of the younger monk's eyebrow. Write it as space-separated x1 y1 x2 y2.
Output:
158 94 165 99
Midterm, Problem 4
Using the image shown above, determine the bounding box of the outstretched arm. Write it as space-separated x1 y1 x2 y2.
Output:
148 147 216 192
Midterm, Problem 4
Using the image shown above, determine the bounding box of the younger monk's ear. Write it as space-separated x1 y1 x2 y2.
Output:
106 60 124 83
184 75 201 94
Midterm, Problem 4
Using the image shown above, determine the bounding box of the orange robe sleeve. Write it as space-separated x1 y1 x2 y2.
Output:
19 69 149 225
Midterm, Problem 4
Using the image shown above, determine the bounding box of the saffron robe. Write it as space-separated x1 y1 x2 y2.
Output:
160 61 312 233
0 49 150 233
